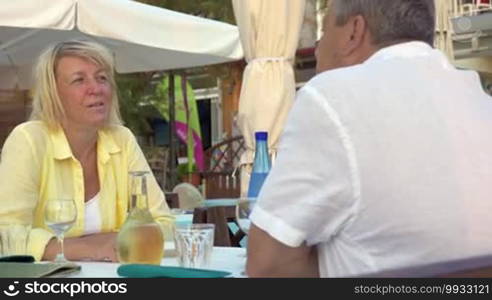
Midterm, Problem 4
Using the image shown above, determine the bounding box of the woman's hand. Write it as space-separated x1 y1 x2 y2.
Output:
43 232 118 262
82 232 118 262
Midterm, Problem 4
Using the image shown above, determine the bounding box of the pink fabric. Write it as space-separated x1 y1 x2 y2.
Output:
175 121 205 172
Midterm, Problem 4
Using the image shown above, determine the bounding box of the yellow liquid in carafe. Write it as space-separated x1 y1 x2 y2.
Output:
117 212 164 265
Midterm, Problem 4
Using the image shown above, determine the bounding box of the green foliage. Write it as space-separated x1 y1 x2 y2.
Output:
117 73 155 136
177 162 198 177
151 75 171 121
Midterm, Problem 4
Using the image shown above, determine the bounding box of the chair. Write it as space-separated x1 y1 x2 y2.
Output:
476 0 492 11
164 192 179 209
362 255 492 277
202 171 241 199
202 136 245 199
193 136 247 246
459 0 492 15
172 182 204 210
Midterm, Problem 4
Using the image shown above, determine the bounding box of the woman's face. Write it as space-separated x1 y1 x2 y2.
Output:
55 55 112 130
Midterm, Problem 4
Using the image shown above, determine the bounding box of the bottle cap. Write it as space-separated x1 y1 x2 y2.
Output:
255 131 268 141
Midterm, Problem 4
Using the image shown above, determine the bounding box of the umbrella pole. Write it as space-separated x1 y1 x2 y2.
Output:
168 71 178 190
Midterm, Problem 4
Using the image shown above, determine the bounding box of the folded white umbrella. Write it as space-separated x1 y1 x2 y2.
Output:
232 0 305 196
0 0 243 89
435 0 455 61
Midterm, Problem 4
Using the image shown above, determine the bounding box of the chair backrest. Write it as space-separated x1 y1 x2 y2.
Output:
203 136 245 199
362 255 492 277
438 255 492 277
476 0 491 6
202 171 241 199
172 183 204 210
194 137 247 245
441 265 492 277
206 136 245 172
164 192 179 209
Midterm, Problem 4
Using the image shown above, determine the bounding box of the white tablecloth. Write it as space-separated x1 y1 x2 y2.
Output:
68 247 246 278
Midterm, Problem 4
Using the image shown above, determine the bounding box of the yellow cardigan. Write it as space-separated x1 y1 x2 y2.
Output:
0 121 174 261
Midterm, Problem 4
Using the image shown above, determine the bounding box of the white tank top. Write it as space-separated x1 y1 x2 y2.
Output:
84 193 102 235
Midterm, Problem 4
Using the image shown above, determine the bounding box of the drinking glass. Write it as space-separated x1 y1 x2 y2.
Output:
174 224 215 268
44 198 77 263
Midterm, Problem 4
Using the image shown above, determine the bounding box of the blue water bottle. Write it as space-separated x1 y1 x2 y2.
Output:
247 131 271 198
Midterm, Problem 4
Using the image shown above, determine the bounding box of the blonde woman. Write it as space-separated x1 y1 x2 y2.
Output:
0 40 173 262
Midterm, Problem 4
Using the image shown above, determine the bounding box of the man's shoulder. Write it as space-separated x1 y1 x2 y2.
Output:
308 64 367 89
300 64 368 105
305 64 369 94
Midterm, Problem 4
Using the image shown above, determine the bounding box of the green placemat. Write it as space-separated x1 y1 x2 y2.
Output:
117 264 231 278
0 262 81 278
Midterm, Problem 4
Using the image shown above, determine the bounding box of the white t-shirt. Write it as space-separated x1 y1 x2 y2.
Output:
250 42 492 277
84 193 102 235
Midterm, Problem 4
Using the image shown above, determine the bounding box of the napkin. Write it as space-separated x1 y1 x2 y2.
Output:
117 264 231 278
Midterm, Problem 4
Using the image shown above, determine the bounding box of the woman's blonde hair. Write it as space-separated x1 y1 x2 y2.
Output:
30 40 122 128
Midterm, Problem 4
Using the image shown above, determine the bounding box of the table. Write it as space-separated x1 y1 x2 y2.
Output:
68 247 246 278
204 198 239 207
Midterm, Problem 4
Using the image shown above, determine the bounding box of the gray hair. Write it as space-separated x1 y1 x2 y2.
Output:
330 0 435 47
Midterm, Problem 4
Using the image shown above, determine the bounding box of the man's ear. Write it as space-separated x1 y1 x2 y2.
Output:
341 15 368 56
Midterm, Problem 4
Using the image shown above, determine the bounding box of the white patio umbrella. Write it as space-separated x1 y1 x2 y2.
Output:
0 0 243 89
232 0 306 196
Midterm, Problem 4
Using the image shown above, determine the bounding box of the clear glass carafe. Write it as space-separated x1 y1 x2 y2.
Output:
117 171 164 265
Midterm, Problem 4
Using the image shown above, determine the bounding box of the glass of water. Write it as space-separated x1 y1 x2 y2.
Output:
44 198 77 263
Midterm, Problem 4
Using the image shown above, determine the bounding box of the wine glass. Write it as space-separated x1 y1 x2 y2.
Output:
44 198 77 263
